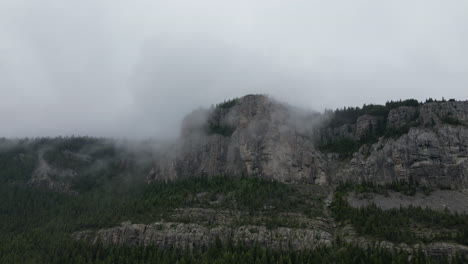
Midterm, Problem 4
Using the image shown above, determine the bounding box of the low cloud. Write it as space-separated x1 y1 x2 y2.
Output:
1 0 467 138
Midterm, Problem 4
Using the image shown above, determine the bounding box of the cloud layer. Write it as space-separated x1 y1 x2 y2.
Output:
1 0 467 138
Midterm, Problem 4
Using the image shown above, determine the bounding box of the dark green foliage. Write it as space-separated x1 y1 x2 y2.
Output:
331 183 468 245
383 125 411 139
318 138 361 159
0 147 36 182
318 133 381 160
0 174 464 263
0 137 116 183
206 100 238 136
206 122 236 137
3 238 463 264
425 98 453 103
327 104 387 128
139 176 325 222
385 99 420 108
0 137 155 192
0 176 329 263
320 99 422 158
43 138 116 170
216 98 239 109
328 99 419 129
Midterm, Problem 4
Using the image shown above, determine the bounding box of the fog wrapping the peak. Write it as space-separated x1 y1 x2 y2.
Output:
1 0 467 138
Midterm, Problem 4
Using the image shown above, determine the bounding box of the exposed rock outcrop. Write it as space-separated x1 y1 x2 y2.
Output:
387 106 419 129
418 101 468 127
151 95 327 184
27 150 78 194
74 221 333 251
332 125 468 188
149 95 468 189
355 114 382 139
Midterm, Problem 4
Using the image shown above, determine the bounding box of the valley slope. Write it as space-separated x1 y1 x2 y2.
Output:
1 94 468 263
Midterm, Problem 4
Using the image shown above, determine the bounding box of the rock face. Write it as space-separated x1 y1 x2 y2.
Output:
74 221 333 251
151 95 327 184
355 114 382 139
418 101 468 127
387 106 418 129
149 95 468 189
333 125 468 188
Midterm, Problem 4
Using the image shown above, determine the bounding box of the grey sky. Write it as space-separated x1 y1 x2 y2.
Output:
1 0 467 138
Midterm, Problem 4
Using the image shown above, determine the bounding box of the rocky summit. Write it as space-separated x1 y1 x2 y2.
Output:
150 94 468 190
150 94 327 184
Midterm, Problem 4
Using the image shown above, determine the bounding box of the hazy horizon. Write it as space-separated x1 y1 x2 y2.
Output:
1 0 467 138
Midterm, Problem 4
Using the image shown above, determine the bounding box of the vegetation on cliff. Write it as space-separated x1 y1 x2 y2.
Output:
326 99 420 129
0 173 466 263
318 98 467 158
331 183 468 246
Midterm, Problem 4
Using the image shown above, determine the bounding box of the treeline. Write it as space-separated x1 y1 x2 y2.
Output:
319 99 422 158
327 97 458 129
326 99 420 128
206 98 239 136
214 98 239 109
2 239 464 264
207 95 269 136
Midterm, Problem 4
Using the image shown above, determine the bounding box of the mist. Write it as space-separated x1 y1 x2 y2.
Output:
1 0 467 139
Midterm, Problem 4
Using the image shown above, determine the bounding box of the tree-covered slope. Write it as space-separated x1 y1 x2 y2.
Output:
1 173 468 263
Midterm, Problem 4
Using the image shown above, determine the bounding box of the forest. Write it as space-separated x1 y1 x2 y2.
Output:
0 173 467 263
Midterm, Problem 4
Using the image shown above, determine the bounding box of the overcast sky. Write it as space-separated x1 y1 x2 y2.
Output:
1 0 467 138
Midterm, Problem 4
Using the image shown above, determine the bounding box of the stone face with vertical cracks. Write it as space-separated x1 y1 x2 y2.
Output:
149 96 468 189
387 106 418 129
73 221 333 251
332 125 468 188
150 95 327 184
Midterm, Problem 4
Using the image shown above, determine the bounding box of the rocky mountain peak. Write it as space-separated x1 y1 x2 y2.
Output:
152 94 327 184
152 97 468 189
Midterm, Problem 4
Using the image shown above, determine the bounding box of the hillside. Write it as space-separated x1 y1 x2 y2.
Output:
1 95 468 263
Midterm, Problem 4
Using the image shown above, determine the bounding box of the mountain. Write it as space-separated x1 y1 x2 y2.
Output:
150 94 468 189
150 94 327 184
4 94 467 192
1 94 468 263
